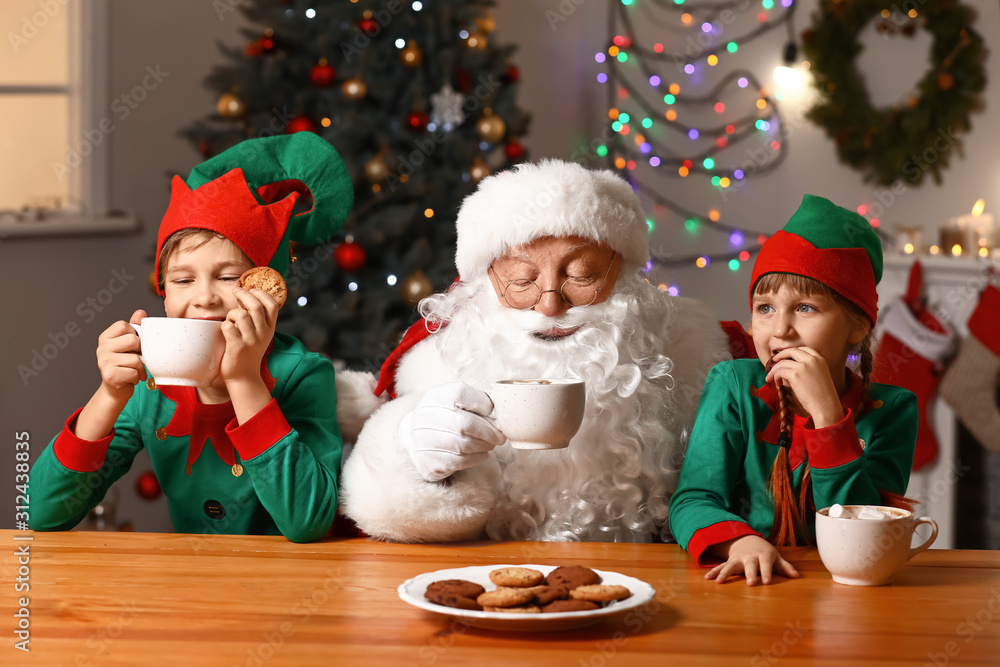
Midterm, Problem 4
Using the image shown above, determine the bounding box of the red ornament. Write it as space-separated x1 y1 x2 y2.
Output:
136 471 162 500
245 40 262 57
287 115 317 134
456 68 470 93
311 62 336 87
334 242 366 272
359 18 379 34
505 139 525 161
406 111 429 131
257 34 276 54
503 64 520 84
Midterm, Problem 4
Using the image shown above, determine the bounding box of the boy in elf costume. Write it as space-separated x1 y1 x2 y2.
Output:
31 133 353 542
669 195 918 584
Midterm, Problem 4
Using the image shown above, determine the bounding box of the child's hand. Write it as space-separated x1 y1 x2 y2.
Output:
705 535 800 586
219 287 279 386
765 346 844 428
95 309 148 404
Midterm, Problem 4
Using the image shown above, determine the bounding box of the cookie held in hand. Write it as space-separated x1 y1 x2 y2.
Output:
238 266 287 308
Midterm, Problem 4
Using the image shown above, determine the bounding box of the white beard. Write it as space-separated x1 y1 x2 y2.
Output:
418 274 691 542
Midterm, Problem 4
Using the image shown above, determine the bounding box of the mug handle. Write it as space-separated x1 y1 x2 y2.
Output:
907 516 939 561
127 322 144 362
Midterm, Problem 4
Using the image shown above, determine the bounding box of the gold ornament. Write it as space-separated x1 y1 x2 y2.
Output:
401 40 422 68
402 270 434 305
469 157 492 184
217 92 246 118
475 12 496 34
342 75 368 100
364 153 389 183
465 32 488 50
476 109 506 143
232 463 244 477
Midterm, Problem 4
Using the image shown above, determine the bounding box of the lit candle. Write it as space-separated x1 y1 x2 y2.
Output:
894 226 922 255
944 200 993 257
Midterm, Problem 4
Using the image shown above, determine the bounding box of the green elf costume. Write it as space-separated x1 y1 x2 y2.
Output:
668 195 918 565
31 133 353 542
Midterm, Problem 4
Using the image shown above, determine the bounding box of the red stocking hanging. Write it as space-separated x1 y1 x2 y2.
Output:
940 283 1000 452
873 262 956 470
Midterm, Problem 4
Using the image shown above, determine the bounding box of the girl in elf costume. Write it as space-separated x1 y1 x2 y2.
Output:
668 195 918 585
30 133 353 542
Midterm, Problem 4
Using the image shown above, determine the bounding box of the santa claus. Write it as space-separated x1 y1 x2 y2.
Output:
335 159 729 543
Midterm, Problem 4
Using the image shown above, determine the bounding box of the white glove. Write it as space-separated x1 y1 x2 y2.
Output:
400 382 507 482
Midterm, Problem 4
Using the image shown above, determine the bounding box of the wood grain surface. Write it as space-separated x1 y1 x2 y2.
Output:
3 530 999 666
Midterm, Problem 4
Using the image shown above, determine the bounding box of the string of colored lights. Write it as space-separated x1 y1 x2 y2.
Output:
613 68 786 181
625 0 798 65
600 0 795 270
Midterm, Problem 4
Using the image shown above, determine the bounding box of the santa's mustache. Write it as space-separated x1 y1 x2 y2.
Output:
496 300 614 336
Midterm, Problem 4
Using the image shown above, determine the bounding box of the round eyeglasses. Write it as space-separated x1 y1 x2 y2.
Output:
490 252 618 310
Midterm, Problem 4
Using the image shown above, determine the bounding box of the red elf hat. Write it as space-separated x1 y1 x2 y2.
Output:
750 195 883 325
155 133 353 296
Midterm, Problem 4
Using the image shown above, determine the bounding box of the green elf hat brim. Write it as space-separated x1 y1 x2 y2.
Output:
183 133 354 276
750 194 883 325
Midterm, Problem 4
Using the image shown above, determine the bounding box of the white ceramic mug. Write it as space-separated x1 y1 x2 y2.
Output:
129 318 225 387
815 505 938 586
490 379 586 450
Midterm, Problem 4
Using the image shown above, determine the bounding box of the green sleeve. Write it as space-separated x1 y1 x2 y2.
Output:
238 355 342 543
669 362 753 549
809 389 918 508
30 395 145 531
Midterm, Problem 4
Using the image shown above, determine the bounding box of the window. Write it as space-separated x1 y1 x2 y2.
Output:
0 0 133 235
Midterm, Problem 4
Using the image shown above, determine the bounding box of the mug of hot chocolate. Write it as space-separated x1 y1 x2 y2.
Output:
815 504 938 586
490 379 586 450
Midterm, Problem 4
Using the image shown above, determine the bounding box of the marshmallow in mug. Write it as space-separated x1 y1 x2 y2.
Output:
828 504 892 520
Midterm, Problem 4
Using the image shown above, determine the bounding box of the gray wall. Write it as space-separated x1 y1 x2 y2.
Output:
3 0 999 531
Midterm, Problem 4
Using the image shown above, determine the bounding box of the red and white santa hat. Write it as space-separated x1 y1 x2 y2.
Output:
454 160 650 278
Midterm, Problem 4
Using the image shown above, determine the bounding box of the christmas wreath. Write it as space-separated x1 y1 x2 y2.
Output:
802 0 986 186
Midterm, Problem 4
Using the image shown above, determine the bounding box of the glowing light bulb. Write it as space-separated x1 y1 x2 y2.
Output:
774 65 810 90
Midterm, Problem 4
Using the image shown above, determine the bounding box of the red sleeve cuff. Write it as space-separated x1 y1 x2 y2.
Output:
802 408 864 469
226 399 293 460
53 408 113 473
687 520 762 566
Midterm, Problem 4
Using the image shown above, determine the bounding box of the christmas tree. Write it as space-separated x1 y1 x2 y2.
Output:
183 0 529 372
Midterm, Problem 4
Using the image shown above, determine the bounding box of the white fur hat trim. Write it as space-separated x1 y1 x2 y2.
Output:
454 159 650 278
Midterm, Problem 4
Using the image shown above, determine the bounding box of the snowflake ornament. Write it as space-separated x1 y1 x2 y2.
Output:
430 84 465 130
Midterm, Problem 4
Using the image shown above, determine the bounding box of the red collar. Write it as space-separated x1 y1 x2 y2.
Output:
752 370 866 470
157 342 276 473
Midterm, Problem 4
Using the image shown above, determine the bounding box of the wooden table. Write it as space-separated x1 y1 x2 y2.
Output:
4 530 1000 666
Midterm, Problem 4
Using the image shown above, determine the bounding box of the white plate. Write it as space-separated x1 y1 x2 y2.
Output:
398 564 657 632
